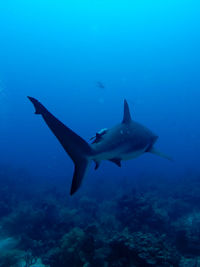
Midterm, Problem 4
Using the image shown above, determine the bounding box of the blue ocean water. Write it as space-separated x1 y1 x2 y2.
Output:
0 1 200 266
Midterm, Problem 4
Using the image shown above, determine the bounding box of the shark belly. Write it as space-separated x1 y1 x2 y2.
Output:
92 143 149 162
119 146 148 160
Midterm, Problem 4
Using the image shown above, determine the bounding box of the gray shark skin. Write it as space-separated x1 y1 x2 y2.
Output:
28 97 171 195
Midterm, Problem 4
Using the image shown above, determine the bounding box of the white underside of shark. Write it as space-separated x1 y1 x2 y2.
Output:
28 97 171 195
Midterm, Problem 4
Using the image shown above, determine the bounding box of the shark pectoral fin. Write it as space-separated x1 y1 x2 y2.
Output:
70 159 91 195
109 158 122 167
94 160 100 170
149 147 173 162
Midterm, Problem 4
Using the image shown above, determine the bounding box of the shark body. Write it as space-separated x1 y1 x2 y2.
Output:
28 97 170 195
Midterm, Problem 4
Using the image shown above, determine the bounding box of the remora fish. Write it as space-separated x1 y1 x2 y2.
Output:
28 97 171 195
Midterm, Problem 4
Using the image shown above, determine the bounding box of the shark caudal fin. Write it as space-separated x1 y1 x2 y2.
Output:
28 96 94 195
27 97 47 114
70 159 91 195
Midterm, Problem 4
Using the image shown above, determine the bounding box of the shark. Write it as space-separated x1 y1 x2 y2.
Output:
28 97 171 195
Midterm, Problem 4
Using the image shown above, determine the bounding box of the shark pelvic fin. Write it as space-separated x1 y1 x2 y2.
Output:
122 99 132 124
28 96 94 195
149 147 173 161
94 160 100 170
109 158 122 167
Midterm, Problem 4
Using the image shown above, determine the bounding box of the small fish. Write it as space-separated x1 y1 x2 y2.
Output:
96 81 105 89
28 97 172 195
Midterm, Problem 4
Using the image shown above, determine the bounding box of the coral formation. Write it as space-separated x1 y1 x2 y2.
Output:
0 165 200 266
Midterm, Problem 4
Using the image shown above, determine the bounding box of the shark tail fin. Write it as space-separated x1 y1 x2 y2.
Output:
28 96 47 114
70 159 91 195
149 147 173 161
28 96 94 195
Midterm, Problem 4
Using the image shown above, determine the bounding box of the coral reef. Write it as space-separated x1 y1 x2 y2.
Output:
0 165 200 266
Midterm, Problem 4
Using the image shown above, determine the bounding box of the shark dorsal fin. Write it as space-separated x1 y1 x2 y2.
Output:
122 99 132 123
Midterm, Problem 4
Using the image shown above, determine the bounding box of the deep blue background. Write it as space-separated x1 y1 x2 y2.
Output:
0 0 199 195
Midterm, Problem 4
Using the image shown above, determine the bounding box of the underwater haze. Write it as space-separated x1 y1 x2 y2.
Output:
0 1 200 266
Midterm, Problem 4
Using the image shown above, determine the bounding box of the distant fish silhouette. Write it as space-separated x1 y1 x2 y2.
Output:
96 81 105 89
28 97 172 195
